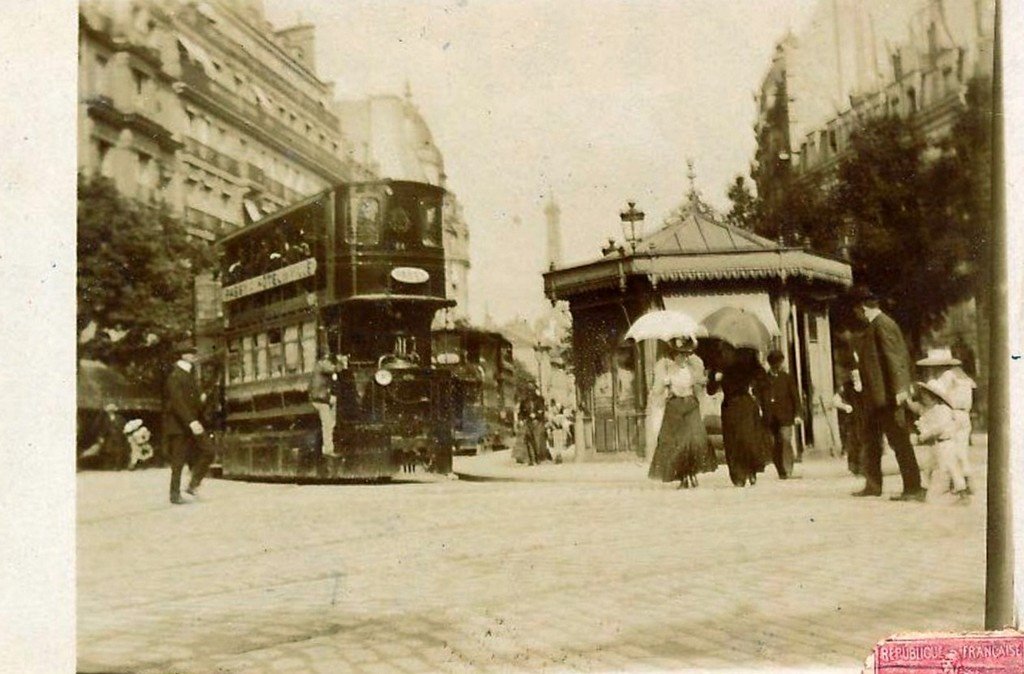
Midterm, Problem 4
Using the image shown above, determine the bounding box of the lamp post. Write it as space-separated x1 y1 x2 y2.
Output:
534 340 551 398
619 201 645 254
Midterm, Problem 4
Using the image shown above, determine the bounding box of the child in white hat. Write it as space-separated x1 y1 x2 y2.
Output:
123 418 154 470
909 379 969 504
916 348 976 494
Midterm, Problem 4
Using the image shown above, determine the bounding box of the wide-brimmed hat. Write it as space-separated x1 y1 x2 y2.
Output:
916 378 955 408
848 285 878 303
916 347 961 367
123 418 144 435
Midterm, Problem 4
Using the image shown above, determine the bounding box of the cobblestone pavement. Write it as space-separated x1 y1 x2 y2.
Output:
78 446 987 673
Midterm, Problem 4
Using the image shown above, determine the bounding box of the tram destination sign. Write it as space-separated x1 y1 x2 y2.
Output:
223 258 317 302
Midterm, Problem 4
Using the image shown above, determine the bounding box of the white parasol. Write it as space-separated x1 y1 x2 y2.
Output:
624 310 704 343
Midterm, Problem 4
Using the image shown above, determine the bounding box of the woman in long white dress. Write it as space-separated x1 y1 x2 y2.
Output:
648 338 714 488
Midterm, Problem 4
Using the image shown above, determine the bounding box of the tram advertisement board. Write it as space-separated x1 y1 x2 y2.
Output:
222 258 317 302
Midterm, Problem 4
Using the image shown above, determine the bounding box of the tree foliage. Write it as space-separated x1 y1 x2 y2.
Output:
831 114 981 344
726 97 990 345
724 175 760 231
77 174 215 387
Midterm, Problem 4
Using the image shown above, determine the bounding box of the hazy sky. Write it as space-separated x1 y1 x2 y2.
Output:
265 0 817 324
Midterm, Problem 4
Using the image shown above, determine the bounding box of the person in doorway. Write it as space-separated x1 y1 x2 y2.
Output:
849 286 924 501
163 341 213 505
707 343 768 487
647 337 713 488
758 350 800 479
309 354 338 457
833 326 868 476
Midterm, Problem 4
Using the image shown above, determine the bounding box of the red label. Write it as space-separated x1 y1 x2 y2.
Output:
873 634 1024 673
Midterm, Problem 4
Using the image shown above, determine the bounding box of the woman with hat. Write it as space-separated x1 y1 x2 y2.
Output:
647 336 714 489
707 343 768 487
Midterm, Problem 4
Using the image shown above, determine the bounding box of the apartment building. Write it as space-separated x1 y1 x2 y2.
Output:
78 0 373 241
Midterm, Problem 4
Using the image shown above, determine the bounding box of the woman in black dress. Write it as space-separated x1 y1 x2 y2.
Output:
707 344 768 487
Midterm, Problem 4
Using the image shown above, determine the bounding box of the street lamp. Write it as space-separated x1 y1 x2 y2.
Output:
619 201 645 254
534 340 551 398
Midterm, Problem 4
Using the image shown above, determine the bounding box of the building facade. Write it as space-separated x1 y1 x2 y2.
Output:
753 0 994 203
78 0 373 243
751 0 995 421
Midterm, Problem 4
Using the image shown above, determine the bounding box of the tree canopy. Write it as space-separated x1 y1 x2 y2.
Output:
726 96 990 345
78 174 215 387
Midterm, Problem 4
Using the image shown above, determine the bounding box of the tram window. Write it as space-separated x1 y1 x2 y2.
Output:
255 333 269 380
349 196 381 245
301 320 317 372
242 336 255 383
283 325 301 374
268 329 283 377
420 200 442 247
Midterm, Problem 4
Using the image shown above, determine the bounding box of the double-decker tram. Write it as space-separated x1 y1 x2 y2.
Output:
431 328 516 454
216 180 455 481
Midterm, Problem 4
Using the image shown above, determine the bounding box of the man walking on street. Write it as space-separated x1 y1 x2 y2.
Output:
849 287 925 501
759 349 800 479
163 341 213 505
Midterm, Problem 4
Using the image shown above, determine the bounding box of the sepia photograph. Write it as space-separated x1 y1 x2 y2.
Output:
9 0 1014 671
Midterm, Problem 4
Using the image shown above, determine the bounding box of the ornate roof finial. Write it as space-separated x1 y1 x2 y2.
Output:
686 158 698 203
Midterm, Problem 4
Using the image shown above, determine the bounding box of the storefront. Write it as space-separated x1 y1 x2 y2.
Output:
543 202 852 461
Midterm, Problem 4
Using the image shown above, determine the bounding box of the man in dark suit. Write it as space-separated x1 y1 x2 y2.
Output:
517 387 545 465
759 350 800 479
163 341 212 505
849 287 925 501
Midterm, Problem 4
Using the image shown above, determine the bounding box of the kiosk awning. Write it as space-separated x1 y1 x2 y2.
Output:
662 292 780 336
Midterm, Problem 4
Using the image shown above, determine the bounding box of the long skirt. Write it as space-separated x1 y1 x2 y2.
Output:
648 396 714 482
721 394 769 486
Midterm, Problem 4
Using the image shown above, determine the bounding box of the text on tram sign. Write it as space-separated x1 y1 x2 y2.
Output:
223 258 317 302
390 267 430 284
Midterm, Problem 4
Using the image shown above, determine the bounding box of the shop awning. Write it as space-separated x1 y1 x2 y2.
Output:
662 292 780 336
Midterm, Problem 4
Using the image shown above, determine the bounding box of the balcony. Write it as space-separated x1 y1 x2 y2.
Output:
185 206 238 237
183 137 241 176
85 95 180 153
178 64 350 182
175 7 340 131
243 162 304 204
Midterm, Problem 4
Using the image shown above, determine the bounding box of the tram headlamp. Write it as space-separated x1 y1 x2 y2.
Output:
374 369 393 386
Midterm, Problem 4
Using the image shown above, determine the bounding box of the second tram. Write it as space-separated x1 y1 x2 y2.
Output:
431 328 516 454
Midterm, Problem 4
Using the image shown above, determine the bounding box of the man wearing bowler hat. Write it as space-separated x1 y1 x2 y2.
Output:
849 286 925 501
163 339 213 504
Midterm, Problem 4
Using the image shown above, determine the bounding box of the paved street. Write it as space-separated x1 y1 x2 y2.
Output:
78 446 986 673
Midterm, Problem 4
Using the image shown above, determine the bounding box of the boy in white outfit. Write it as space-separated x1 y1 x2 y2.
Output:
909 379 969 504
915 348 976 493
